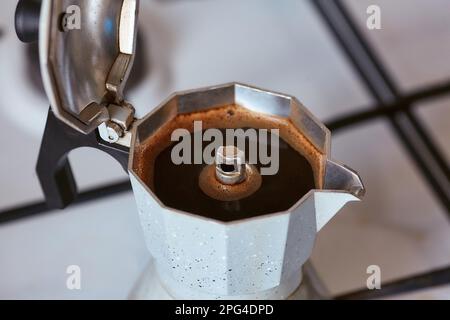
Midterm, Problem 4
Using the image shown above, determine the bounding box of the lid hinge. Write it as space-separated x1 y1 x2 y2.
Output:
98 102 135 147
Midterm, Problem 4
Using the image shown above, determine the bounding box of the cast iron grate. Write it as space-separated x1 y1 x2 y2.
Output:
312 0 450 299
0 0 449 299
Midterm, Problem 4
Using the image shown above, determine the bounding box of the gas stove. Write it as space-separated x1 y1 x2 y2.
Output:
1 0 449 300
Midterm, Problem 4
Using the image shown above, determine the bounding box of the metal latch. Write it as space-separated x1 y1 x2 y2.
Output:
98 103 135 147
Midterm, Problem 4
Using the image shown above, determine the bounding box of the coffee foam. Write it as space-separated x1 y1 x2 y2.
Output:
199 164 263 202
133 104 325 191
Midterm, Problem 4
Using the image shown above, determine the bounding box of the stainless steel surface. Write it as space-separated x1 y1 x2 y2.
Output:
324 159 365 199
98 121 123 144
39 0 139 133
108 103 135 131
134 82 332 155
98 102 136 144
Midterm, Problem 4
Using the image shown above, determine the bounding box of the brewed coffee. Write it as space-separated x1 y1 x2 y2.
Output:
133 104 324 222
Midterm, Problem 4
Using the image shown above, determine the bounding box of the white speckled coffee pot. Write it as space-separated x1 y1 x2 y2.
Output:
128 83 365 300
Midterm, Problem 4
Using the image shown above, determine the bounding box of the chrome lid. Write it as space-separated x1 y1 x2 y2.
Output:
39 0 139 133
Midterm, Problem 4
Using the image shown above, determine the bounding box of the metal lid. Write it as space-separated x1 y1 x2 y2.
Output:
39 0 139 133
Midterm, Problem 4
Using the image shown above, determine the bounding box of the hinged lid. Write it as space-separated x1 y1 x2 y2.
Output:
39 0 139 134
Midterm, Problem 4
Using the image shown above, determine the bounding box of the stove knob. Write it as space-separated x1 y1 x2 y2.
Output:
15 0 42 43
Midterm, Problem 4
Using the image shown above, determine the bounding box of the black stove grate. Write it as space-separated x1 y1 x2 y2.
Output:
0 0 449 299
312 0 450 299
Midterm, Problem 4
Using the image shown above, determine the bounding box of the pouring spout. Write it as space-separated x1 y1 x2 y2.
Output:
314 160 365 232
324 159 365 199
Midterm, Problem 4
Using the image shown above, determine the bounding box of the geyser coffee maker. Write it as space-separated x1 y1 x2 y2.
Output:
16 0 365 299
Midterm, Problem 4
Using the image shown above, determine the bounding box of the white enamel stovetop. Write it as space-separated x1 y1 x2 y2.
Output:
0 0 449 299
